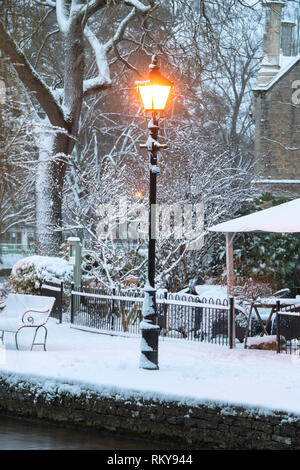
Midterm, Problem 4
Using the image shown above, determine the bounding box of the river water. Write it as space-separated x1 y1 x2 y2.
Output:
0 415 174 450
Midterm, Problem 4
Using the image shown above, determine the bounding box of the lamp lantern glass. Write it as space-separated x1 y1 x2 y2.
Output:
137 64 172 112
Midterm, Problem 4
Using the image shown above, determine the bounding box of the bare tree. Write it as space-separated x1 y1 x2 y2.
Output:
0 0 152 255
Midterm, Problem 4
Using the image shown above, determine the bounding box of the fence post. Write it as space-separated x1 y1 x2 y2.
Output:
228 296 235 349
59 281 63 324
70 282 74 324
276 300 281 354
111 287 116 330
163 290 168 331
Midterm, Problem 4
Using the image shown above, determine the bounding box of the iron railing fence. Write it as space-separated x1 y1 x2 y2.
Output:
156 292 230 344
0 243 35 255
40 282 300 351
276 300 300 355
71 286 143 334
41 281 63 323
70 285 230 345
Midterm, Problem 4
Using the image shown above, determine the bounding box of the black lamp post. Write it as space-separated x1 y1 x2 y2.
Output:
136 55 172 370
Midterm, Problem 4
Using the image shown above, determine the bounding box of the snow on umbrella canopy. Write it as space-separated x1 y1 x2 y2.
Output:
136 55 172 111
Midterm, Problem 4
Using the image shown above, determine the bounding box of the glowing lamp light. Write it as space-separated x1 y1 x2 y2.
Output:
138 83 171 111
136 55 172 112
134 190 143 199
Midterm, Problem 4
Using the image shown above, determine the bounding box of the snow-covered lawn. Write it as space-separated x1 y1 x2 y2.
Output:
1 319 300 416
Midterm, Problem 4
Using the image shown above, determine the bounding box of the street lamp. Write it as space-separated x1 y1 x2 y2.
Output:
133 190 143 200
136 55 173 370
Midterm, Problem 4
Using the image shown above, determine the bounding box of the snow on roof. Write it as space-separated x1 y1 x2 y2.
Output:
253 53 300 92
208 198 300 234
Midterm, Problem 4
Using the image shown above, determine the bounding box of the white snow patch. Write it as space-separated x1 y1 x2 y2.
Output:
0 319 300 416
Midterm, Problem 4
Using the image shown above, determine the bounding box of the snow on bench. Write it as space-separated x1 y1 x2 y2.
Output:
0 294 55 351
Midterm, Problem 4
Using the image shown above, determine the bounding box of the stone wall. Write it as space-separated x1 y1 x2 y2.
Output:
253 58 300 196
1 373 300 449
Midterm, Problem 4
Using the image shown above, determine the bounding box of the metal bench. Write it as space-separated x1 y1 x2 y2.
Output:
0 294 56 351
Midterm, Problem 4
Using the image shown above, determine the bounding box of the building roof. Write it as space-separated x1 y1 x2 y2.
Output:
253 53 300 92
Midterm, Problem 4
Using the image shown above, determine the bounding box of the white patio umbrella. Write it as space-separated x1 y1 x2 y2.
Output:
208 198 300 295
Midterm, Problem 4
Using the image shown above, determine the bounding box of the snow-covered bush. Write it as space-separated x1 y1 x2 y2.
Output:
59 240 146 290
10 255 73 295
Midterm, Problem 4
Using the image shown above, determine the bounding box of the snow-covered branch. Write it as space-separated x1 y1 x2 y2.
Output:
83 26 112 96
0 21 66 129
262 137 300 152
123 0 151 13
83 7 139 96
56 0 70 33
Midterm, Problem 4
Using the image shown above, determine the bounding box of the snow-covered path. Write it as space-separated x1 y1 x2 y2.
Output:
1 319 300 416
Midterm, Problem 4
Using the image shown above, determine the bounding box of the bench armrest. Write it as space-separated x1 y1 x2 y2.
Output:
21 304 54 327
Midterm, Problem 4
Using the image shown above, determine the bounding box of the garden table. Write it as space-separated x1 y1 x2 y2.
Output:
243 297 300 347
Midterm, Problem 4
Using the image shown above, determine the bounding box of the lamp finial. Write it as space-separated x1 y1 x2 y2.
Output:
149 54 159 70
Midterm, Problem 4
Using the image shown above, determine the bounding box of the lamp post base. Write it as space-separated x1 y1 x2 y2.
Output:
139 287 160 370
139 345 159 370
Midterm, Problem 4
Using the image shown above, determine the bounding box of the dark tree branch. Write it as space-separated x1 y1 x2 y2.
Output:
0 20 67 129
113 41 142 77
34 28 60 69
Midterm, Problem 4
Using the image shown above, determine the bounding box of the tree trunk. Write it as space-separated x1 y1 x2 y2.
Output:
35 23 85 256
35 125 68 255
63 27 85 140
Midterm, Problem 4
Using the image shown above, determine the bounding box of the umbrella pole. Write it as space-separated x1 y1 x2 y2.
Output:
226 232 235 296
226 232 235 348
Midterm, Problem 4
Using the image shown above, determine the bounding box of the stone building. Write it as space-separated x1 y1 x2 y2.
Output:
253 1 300 196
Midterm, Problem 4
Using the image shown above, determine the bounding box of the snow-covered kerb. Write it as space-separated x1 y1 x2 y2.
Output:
0 317 300 447
0 369 298 449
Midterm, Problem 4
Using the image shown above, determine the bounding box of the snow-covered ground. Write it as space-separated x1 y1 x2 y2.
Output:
1 319 300 416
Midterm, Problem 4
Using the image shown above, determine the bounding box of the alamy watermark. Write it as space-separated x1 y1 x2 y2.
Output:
0 80 6 105
96 198 204 250
292 81 300 105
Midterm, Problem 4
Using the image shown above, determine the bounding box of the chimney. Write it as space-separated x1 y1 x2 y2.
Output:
281 20 295 56
257 1 285 86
